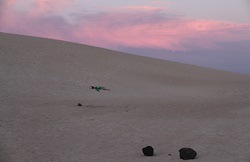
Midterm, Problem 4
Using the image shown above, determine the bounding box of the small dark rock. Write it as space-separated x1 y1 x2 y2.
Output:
142 146 154 156
78 103 82 106
179 147 197 160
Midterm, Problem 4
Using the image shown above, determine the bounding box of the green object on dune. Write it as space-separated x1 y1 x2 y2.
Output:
95 86 103 92
91 86 110 92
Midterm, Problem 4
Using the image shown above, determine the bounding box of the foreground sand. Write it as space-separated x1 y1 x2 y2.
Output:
1 32 250 162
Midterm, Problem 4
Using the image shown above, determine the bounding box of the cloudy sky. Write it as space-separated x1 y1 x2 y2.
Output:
1 0 250 73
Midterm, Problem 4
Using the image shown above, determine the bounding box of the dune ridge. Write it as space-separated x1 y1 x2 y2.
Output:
1 32 250 162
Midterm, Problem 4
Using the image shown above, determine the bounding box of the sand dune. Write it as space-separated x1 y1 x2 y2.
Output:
1 32 250 162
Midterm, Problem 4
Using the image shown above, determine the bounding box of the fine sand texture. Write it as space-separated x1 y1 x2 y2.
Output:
1 32 250 162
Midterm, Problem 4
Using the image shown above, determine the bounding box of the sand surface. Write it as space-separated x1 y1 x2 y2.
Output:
1 32 250 162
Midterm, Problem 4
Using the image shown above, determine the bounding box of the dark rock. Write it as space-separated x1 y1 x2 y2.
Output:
179 147 197 160
78 103 82 106
142 146 154 156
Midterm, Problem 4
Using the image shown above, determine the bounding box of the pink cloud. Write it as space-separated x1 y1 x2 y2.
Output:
114 6 165 13
31 0 76 15
1 0 250 51
70 13 250 50
0 0 74 39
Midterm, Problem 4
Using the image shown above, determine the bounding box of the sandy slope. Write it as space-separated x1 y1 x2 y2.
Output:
1 32 250 162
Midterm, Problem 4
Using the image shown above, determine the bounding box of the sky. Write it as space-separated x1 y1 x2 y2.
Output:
0 0 250 74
